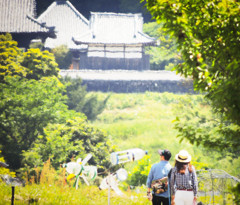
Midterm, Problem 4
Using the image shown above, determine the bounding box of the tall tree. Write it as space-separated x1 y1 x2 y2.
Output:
0 35 66 168
51 45 72 69
21 48 60 80
0 34 112 170
22 117 113 172
0 76 68 169
143 0 240 155
62 77 110 121
0 34 26 82
143 22 181 70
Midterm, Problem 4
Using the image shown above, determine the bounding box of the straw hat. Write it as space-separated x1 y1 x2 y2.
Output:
175 150 191 163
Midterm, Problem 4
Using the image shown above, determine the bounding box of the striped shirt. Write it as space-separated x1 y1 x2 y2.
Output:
170 166 198 196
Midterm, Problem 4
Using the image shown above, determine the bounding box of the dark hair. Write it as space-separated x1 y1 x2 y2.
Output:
175 160 193 174
160 149 171 161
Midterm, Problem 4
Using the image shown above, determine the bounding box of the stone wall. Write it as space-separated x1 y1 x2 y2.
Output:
82 79 194 93
60 70 194 93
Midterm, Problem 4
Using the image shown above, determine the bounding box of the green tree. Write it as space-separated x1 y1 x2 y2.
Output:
231 183 240 204
0 76 69 169
22 117 113 172
21 48 60 80
0 33 26 82
0 34 67 169
0 34 111 171
62 77 110 121
127 155 151 186
143 0 240 155
172 95 240 157
143 22 181 70
51 45 72 69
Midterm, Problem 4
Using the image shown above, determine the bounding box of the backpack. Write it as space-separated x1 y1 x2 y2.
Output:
151 176 168 194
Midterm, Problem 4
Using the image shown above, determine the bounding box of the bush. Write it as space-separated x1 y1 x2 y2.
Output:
22 117 113 173
62 77 110 121
0 151 15 178
232 183 240 205
51 45 72 69
143 22 182 70
127 155 151 186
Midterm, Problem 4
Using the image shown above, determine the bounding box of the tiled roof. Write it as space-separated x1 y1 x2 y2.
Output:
0 0 54 33
73 12 156 46
37 1 89 50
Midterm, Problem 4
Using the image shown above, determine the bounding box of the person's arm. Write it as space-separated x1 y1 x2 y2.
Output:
146 168 153 200
171 195 175 205
170 168 176 196
192 166 198 203
170 168 176 205
146 167 153 195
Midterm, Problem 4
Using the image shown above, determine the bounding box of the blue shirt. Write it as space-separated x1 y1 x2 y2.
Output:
146 160 172 198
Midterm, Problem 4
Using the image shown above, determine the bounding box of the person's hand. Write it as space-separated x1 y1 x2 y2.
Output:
193 196 197 205
171 196 175 205
147 192 152 201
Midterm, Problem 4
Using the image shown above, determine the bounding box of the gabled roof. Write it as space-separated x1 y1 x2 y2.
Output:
73 12 156 46
37 1 89 50
0 0 54 34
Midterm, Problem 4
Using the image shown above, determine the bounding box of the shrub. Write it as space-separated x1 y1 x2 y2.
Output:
51 45 72 69
127 155 151 186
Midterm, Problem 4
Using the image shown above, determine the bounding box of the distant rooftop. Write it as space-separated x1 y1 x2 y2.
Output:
0 0 54 34
73 12 156 46
37 1 89 50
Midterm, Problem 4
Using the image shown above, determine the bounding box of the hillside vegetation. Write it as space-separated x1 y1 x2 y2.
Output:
91 92 240 178
1 92 239 204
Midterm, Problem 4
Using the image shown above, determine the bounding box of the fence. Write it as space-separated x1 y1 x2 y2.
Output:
197 169 240 205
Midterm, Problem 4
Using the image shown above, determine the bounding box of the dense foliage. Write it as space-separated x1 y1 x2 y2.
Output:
21 48 60 80
143 0 240 156
0 34 66 169
231 183 240 204
62 77 110 121
51 45 72 70
0 33 26 82
0 34 111 171
0 76 68 169
143 22 181 70
22 117 112 172
127 155 151 186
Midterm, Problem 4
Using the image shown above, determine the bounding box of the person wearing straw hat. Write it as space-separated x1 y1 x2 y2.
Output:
170 150 198 205
146 149 172 205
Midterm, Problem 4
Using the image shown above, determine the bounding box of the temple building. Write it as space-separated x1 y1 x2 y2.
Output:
0 0 56 48
73 12 156 70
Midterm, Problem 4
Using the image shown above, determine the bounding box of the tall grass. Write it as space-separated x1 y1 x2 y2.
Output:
92 92 239 175
93 92 204 165
1 92 238 204
91 92 238 204
0 159 149 205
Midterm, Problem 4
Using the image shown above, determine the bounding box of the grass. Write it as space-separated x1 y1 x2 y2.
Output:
92 91 240 175
1 91 238 204
91 91 238 204
92 92 205 164
0 183 150 205
0 159 150 205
